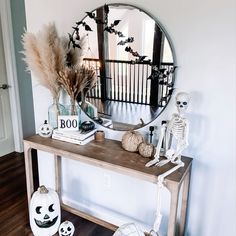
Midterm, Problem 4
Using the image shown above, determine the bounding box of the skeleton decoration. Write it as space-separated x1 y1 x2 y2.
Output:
146 92 190 167
59 221 75 236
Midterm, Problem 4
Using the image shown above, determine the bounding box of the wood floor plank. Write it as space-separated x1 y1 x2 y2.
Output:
0 152 114 236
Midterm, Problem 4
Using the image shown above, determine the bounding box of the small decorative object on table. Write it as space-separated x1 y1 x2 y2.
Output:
146 92 190 167
30 185 61 236
95 130 105 142
138 141 155 158
58 115 79 131
59 220 75 236
38 120 53 138
121 130 144 152
80 121 95 132
149 126 155 143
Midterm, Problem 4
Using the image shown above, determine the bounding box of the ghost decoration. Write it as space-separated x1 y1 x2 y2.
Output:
59 220 75 236
113 223 145 236
30 185 61 236
38 120 53 138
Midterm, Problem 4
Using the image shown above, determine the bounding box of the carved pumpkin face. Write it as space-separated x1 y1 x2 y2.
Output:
30 185 61 236
38 120 53 138
59 221 75 236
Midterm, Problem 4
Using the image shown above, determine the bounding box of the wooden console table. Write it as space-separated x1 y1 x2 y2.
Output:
24 135 192 236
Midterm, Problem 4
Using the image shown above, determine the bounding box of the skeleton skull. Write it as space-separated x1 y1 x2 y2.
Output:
59 221 75 236
175 92 190 114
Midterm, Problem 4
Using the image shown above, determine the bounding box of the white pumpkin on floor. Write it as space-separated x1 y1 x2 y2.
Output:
113 223 145 236
59 220 75 236
30 185 61 236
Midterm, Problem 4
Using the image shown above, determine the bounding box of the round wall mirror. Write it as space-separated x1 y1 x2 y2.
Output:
72 4 176 131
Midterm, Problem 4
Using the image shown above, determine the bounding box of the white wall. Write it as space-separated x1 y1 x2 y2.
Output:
24 0 236 235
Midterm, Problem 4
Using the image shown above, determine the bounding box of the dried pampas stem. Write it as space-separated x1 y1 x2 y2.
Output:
21 23 66 99
58 65 96 115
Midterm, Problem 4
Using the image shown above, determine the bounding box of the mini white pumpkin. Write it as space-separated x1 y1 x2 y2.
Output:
59 220 75 236
30 185 61 236
38 120 53 138
122 130 144 152
113 223 145 236
138 142 154 158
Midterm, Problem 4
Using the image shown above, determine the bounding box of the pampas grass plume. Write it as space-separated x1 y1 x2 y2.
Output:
22 23 66 99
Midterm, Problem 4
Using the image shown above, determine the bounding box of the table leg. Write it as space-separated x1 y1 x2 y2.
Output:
24 143 34 208
179 167 191 235
54 155 61 199
167 183 180 236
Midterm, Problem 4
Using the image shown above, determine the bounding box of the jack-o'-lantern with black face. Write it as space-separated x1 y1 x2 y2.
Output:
30 185 61 236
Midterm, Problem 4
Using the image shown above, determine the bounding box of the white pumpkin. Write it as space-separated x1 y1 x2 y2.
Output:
138 142 154 158
113 223 145 236
122 130 144 152
59 220 75 236
38 120 53 138
30 185 61 236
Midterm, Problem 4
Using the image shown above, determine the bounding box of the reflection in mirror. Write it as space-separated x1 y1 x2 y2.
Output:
72 4 176 131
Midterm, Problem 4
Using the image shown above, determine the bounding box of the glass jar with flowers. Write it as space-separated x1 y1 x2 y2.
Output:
22 23 67 128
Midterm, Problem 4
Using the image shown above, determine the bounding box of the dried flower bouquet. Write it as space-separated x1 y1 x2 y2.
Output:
22 23 65 100
22 22 97 121
58 65 96 115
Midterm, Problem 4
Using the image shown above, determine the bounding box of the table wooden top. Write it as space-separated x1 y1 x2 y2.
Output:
24 135 192 184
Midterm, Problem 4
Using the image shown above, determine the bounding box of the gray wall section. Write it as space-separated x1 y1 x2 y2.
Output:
10 0 35 137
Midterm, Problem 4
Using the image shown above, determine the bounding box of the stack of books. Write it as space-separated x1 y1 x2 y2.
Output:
52 128 97 145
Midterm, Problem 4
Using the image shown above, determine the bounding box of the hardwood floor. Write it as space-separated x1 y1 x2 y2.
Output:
0 152 114 236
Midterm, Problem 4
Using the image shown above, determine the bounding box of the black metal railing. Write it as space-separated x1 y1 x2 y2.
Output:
83 58 174 107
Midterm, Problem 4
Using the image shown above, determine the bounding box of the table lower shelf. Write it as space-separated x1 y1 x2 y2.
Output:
61 203 118 231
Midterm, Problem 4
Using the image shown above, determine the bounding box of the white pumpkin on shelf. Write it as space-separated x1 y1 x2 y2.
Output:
59 220 75 236
138 141 155 158
122 130 144 152
30 185 61 236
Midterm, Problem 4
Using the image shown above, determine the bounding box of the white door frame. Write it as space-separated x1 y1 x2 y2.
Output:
0 0 23 152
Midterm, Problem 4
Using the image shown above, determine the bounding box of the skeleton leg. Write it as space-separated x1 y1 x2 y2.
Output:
152 162 184 234
145 124 166 167
170 140 187 164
